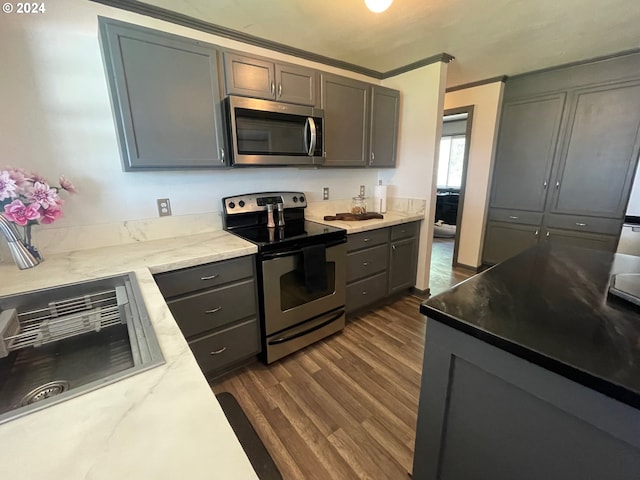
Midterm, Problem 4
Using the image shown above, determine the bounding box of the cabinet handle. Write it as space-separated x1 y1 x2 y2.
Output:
270 81 275 95
575 222 587 227
361 291 368 295
508 215 519 219
205 306 222 314
392 244 397 251
543 180 548 189
370 152 375 165
546 231 550 238
220 147 225 164
534 229 539 237
200 274 219 281
363 261 369 266
555 181 560 189
278 83 282 97
210 347 227 355
363 238 370 242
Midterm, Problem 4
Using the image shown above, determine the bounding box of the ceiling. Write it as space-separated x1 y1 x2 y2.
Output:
137 0 640 87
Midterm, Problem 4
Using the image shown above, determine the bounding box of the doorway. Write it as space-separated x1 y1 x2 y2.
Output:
429 106 474 295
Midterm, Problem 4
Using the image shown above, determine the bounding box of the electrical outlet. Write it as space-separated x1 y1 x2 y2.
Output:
156 198 172 217
359 185 365 197
323 187 329 200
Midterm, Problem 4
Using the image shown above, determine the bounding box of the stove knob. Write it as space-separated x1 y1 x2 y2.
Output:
238 200 245 208
228 201 235 209
292 196 298 203
299 196 305 203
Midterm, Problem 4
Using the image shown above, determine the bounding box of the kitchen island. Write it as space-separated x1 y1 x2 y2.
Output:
0 230 258 480
416 245 640 480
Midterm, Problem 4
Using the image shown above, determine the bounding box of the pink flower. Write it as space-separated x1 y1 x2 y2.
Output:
6 168 33 195
59 175 77 194
3 199 41 226
0 170 17 201
39 205 63 224
26 181 60 209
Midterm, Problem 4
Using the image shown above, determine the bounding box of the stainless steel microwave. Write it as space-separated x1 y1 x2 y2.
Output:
226 96 325 166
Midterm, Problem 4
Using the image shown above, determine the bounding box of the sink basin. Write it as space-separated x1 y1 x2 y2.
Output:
0 273 164 424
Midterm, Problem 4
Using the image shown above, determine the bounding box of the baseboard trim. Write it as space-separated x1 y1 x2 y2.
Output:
453 262 481 273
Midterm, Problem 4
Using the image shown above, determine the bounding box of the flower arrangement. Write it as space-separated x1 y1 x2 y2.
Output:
0 167 75 256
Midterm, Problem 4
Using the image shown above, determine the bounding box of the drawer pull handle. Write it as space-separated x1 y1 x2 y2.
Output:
210 347 227 355
508 215 519 219
363 261 369 266
546 231 550 238
363 238 370 242
362 291 368 295
575 222 587 227
205 306 223 314
201 274 219 281
392 244 397 251
534 229 539 237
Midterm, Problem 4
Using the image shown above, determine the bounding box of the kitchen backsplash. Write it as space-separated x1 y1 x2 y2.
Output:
0 197 426 264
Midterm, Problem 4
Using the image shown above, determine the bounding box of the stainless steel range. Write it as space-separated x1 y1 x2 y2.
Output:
222 192 347 363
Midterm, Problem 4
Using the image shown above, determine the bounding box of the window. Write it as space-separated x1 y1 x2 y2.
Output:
438 135 466 189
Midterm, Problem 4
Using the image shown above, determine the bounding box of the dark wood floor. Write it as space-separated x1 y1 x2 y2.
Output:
212 295 424 480
429 237 475 296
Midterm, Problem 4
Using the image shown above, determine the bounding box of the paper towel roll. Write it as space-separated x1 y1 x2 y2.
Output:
374 183 387 213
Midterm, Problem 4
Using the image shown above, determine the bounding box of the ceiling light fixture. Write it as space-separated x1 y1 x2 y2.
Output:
365 0 393 13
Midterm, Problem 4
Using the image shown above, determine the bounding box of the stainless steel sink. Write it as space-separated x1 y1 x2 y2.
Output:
0 273 164 424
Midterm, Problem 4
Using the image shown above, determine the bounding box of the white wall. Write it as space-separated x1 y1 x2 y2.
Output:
381 63 448 291
444 81 504 268
626 167 640 217
0 0 383 231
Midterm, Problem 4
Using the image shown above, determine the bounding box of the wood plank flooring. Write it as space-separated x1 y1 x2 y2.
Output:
211 295 425 480
429 237 475 296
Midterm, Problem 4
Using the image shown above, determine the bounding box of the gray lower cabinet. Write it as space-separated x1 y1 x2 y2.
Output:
414 319 640 480
346 222 420 313
483 54 640 265
98 17 227 170
369 86 400 168
153 255 260 377
223 51 317 106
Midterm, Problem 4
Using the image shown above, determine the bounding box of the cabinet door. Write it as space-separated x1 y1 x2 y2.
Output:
320 74 370 167
490 94 566 211
223 52 275 100
543 228 618 252
276 64 317 106
99 19 227 170
549 81 640 218
483 222 540 265
369 86 400 167
389 237 418 295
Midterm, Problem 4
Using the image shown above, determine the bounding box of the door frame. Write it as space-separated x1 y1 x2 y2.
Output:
440 105 475 268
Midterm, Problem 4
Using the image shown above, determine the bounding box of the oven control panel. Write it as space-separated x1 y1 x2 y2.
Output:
223 192 307 214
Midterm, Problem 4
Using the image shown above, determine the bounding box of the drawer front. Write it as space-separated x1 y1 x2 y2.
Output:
545 214 622 235
346 272 388 313
154 255 254 298
189 319 260 375
390 221 419 241
167 279 256 339
488 208 543 226
347 244 389 283
348 228 390 252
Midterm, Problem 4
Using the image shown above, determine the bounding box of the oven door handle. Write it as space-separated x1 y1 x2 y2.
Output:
268 311 344 345
261 238 345 260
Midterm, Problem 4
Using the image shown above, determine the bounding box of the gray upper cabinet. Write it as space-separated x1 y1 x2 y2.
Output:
99 18 227 170
320 73 370 167
369 86 400 168
549 81 640 218
223 52 317 106
490 94 565 211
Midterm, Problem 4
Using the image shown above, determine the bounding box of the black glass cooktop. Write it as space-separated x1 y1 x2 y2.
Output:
228 220 346 253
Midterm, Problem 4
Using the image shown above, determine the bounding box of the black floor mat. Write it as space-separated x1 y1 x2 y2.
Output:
216 392 283 480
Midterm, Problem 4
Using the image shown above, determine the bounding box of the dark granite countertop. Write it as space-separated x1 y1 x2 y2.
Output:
421 245 640 409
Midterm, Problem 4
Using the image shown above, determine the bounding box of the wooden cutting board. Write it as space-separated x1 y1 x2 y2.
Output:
323 212 384 221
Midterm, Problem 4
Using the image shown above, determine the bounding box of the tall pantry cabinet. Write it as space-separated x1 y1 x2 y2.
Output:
483 53 640 265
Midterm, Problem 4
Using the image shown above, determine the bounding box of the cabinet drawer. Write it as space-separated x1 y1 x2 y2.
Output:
154 255 254 298
346 272 388 313
189 320 260 375
390 221 419 241
347 244 389 283
167 279 256 339
545 214 622 235
488 208 543 226
348 228 389 252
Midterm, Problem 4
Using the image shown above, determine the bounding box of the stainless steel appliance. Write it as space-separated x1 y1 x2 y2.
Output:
222 192 346 363
226 96 324 166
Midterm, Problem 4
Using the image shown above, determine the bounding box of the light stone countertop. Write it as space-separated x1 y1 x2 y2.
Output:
0 229 259 480
306 210 425 234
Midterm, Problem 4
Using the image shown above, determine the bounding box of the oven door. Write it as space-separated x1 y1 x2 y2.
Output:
261 242 346 335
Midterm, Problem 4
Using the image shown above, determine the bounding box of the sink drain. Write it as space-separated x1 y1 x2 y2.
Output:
20 381 70 406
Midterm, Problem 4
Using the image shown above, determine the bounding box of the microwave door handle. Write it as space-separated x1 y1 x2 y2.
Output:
303 117 310 154
307 117 317 156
